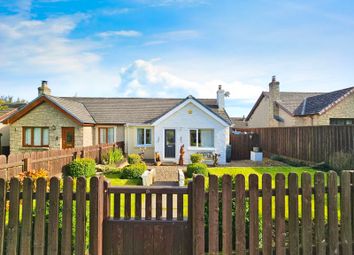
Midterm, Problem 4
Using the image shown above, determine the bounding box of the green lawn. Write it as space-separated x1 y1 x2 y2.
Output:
104 166 329 219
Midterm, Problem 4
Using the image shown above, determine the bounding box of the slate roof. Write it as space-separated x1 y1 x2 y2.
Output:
0 103 26 122
51 96 232 125
247 86 354 120
293 87 354 116
46 96 95 124
230 117 248 128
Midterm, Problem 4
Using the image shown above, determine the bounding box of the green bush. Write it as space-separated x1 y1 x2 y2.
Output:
66 158 96 177
186 163 208 178
120 162 147 179
103 148 124 165
330 151 354 172
128 153 142 164
190 153 204 163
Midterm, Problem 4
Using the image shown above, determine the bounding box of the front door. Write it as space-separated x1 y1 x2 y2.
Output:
62 127 75 149
164 129 176 158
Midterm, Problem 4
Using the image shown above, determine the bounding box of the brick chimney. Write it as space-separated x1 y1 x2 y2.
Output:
38 81 51 96
217 85 225 109
269 76 280 126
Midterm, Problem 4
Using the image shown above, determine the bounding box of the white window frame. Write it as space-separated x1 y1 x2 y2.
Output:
189 128 215 148
136 128 152 146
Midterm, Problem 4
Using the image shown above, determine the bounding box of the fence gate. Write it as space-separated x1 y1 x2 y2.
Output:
230 133 259 160
103 184 193 255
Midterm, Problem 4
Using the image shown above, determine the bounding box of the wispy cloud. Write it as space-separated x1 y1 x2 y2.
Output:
99 8 131 16
144 29 199 46
97 30 142 38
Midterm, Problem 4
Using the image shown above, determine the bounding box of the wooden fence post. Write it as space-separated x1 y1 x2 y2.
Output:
47 177 60 255
340 171 352 255
20 178 33 255
314 172 325 255
0 179 6 255
61 177 73 255
275 173 285 255
235 174 246 255
262 174 272 255
6 178 20 255
222 175 232 255
90 176 104 255
33 178 47 255
98 146 103 164
76 177 86 255
327 171 339 255
208 175 219 255
249 174 259 255
193 175 205 255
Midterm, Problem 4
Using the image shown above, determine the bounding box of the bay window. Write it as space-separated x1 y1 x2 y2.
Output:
137 128 152 146
190 129 214 148
99 127 115 144
23 127 49 147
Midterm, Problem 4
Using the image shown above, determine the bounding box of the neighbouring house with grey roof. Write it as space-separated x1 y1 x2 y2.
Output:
246 76 354 128
4 82 231 164
0 103 26 155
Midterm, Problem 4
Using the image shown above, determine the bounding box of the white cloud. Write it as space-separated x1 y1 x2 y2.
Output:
118 59 263 103
97 30 142 38
118 59 198 97
0 11 119 98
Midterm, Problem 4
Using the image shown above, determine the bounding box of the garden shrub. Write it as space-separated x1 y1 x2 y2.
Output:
330 151 354 172
120 162 147 179
17 169 49 189
102 148 124 165
128 154 142 164
186 163 208 177
190 153 204 163
66 158 96 177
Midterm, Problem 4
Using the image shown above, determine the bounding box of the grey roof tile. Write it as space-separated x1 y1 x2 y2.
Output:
294 87 354 116
46 96 96 124
58 96 231 125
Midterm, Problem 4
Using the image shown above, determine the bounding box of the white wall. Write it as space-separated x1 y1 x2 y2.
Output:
154 102 229 164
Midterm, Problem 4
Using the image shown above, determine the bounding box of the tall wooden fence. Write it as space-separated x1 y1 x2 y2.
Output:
232 125 354 166
1 171 354 254
230 133 259 160
0 142 124 181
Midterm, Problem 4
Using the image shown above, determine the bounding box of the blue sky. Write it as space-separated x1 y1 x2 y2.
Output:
0 0 354 117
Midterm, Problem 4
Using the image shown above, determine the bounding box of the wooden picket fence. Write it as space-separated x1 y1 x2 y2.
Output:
0 171 353 254
0 142 124 181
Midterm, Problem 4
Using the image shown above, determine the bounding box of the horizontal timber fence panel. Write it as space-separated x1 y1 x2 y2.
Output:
0 142 124 180
1 171 354 254
232 125 354 166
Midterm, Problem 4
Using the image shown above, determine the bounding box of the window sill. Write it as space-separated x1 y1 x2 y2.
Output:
135 144 153 148
188 147 215 151
21 147 50 150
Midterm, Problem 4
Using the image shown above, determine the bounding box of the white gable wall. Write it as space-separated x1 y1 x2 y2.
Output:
154 102 229 164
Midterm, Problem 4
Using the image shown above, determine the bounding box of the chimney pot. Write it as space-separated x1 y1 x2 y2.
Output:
38 80 51 96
